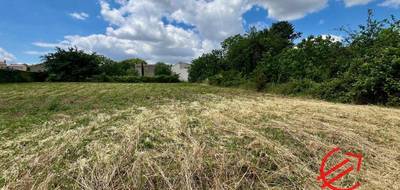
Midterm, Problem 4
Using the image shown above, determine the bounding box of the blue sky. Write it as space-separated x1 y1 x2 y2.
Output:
0 0 399 64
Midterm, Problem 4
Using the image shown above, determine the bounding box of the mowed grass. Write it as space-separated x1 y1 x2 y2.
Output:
0 83 399 190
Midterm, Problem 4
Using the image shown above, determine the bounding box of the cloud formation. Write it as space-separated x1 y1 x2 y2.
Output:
342 0 375 7
36 0 330 63
0 47 16 63
380 0 400 8
69 12 90 20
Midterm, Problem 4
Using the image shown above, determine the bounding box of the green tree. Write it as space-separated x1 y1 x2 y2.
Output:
154 62 172 76
100 58 144 76
222 22 300 76
189 50 225 82
43 47 109 82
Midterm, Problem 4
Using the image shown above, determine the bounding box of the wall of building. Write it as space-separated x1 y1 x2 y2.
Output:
135 64 156 77
7 64 28 71
172 63 190 81
0 61 6 69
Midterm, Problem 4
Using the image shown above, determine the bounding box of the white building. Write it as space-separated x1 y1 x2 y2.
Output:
7 64 28 71
0 60 29 71
0 60 6 69
172 62 190 81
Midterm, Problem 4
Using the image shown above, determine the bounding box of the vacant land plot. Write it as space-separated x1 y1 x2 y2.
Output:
0 83 399 189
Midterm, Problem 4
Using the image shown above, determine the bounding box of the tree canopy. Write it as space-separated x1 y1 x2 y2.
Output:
155 62 172 76
189 10 400 106
43 47 111 82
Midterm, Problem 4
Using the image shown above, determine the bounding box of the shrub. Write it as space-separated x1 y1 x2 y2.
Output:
0 70 47 83
316 78 354 103
88 74 180 83
154 62 172 76
100 59 140 77
208 70 245 87
265 79 319 96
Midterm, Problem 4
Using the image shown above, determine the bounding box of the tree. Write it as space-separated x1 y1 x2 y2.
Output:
43 47 108 81
222 22 300 76
120 58 147 76
100 58 144 76
189 50 225 82
155 62 172 76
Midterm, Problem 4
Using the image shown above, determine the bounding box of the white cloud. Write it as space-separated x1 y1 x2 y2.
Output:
33 41 70 49
379 0 400 8
342 0 375 7
24 51 50 56
321 34 344 42
248 21 269 30
0 47 16 63
69 12 90 20
36 0 329 63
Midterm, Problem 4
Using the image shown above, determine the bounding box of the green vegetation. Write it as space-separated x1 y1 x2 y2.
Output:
39 48 180 83
154 62 173 76
93 75 180 83
0 83 399 189
189 10 400 106
0 70 47 83
43 47 112 82
100 58 141 77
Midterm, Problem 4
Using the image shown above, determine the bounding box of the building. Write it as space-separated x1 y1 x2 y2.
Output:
172 62 190 81
0 60 6 69
7 64 29 71
29 63 46 73
135 64 156 77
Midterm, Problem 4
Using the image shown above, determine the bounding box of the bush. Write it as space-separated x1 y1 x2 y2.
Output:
316 78 354 103
349 47 400 105
265 79 319 96
154 62 172 76
0 70 47 83
208 70 245 87
89 74 180 83
100 59 140 77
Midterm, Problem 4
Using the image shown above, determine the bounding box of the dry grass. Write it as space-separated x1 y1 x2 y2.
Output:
0 83 399 189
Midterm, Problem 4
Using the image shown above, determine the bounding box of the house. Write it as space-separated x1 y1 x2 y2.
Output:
0 60 6 69
7 64 29 71
172 62 190 81
135 64 156 77
29 63 46 73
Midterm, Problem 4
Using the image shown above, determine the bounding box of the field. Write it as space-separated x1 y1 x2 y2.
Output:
0 83 399 189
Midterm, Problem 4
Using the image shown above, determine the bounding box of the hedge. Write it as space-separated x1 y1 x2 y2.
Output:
89 74 181 83
0 70 48 83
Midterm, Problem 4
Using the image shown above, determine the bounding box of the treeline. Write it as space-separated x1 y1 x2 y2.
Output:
189 10 400 106
0 48 180 83
42 47 179 83
0 70 47 83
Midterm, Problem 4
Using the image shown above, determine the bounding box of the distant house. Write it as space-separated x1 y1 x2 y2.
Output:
172 62 190 81
0 60 6 69
7 64 29 71
135 64 156 77
29 63 46 73
133 62 190 81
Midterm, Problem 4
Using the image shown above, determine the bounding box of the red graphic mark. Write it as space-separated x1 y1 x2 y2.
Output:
317 147 363 190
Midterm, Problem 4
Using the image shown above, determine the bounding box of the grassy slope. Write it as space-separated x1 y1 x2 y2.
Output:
0 83 399 189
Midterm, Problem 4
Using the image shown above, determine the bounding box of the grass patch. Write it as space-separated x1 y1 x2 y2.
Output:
0 83 399 189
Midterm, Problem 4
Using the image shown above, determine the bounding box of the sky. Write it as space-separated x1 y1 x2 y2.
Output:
0 0 399 65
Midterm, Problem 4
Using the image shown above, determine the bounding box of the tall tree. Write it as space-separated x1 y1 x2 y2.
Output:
43 47 108 81
155 62 172 76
